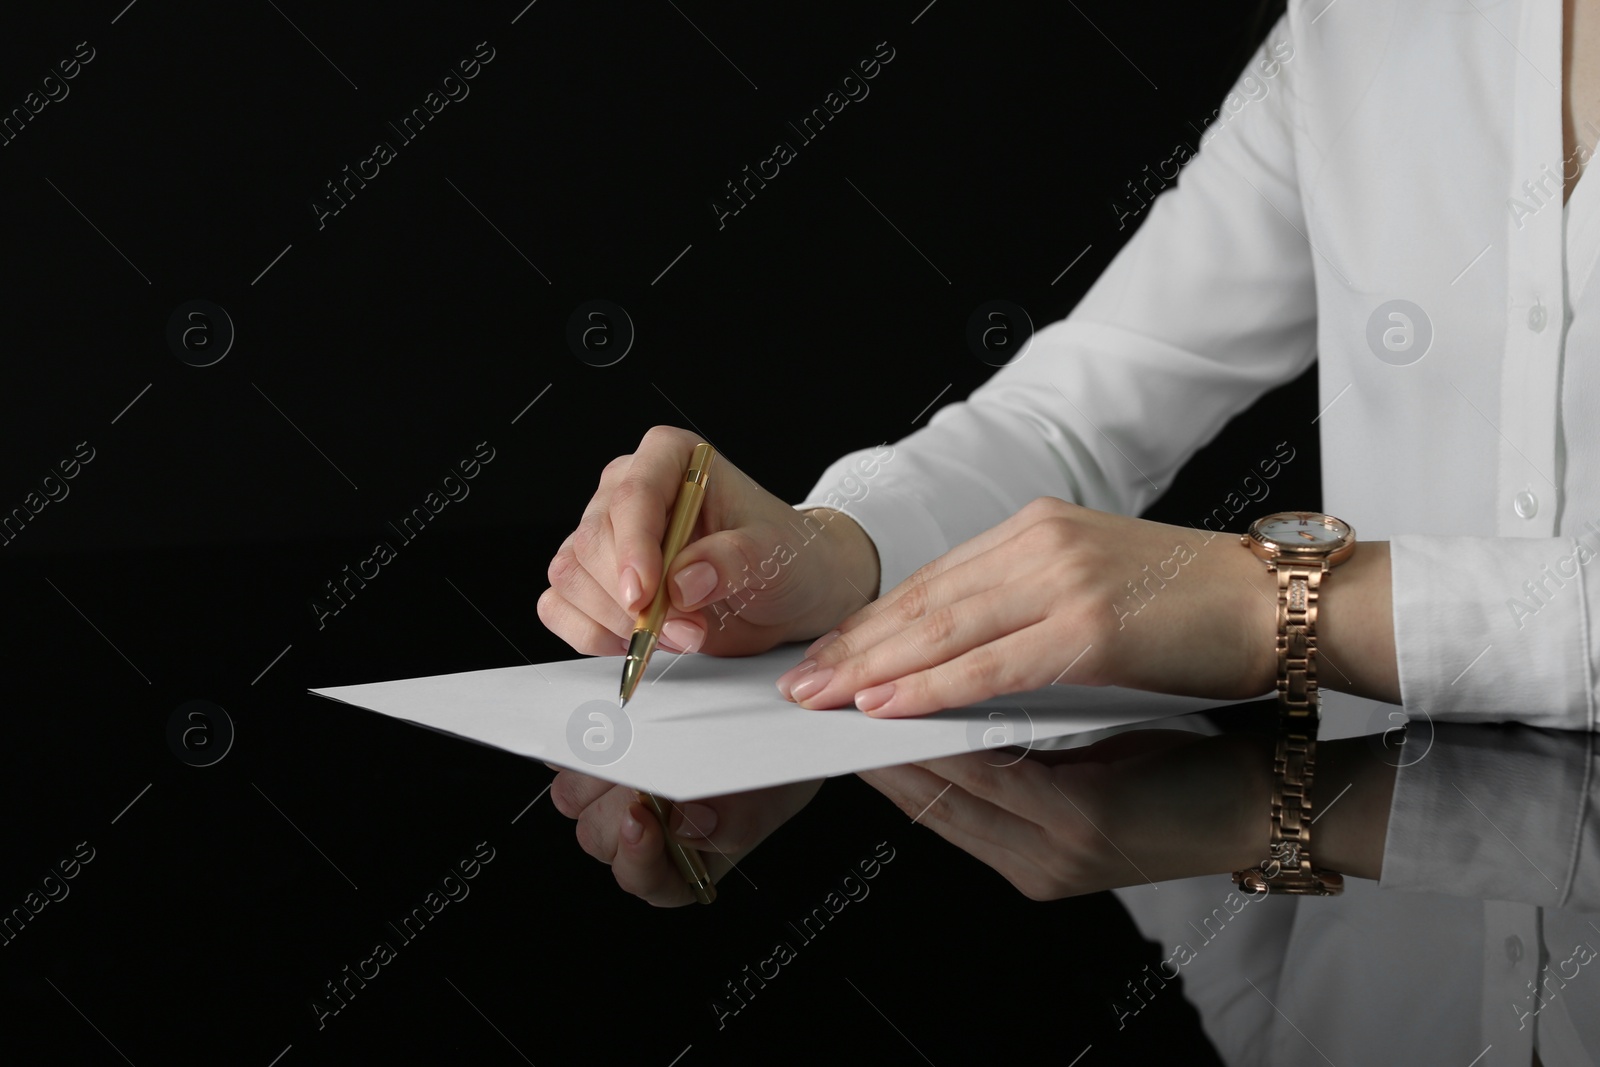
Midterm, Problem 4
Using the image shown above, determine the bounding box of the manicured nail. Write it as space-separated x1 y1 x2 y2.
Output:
620 806 644 845
672 803 718 839
673 561 718 608
855 682 895 713
790 667 833 703
775 658 818 700
619 566 643 611
806 629 842 657
661 618 705 653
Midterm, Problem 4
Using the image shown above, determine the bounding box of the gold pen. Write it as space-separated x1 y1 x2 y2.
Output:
618 441 717 905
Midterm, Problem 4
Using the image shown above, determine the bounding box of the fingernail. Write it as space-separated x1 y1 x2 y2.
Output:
620 566 643 611
855 682 895 713
775 658 818 700
805 629 842 657
673 561 718 608
672 803 718 839
661 618 705 653
621 807 644 845
790 667 833 704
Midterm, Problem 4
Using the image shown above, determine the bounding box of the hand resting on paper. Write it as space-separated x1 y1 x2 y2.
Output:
777 495 1399 717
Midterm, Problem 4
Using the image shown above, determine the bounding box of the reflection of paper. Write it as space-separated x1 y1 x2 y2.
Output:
311 646 1241 801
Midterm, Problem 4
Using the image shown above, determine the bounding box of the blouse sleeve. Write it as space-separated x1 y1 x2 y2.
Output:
795 18 1316 593
1378 722 1600 911
1388 535 1600 732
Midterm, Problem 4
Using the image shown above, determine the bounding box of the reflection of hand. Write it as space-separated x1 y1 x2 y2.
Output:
546 765 823 907
859 728 1395 899
778 497 1280 717
858 731 1273 900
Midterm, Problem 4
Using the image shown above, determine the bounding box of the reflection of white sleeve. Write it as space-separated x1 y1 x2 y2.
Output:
1379 723 1600 911
1389 534 1600 730
794 24 1315 594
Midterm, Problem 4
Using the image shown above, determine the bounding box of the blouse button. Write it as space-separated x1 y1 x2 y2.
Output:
1528 303 1548 332
1514 489 1539 519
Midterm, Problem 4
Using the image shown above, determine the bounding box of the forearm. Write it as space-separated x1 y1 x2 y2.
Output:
1314 540 1401 705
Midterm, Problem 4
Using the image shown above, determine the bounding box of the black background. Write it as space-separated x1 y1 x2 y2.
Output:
0 1 1313 1063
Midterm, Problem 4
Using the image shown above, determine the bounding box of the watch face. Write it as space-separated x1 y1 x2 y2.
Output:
1250 512 1355 558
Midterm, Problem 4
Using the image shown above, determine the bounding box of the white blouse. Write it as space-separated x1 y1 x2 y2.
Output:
797 2 1600 1063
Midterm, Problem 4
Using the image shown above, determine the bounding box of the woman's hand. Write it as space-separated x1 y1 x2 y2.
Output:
775 496 1281 717
539 425 880 658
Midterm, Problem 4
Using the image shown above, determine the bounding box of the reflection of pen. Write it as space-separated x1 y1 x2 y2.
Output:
618 441 716 905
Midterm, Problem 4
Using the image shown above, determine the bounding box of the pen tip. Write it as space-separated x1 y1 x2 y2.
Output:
618 695 626 708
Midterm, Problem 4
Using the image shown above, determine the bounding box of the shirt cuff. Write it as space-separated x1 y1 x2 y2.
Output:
1389 534 1598 729
1378 722 1598 910
793 442 953 595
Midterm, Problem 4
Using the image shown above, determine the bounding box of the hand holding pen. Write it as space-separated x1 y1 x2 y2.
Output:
538 426 881 905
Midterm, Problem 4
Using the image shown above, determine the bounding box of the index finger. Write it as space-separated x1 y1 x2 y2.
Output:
613 800 710 907
610 426 702 613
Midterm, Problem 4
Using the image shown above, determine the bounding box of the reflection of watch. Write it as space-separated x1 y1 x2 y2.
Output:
1233 511 1356 897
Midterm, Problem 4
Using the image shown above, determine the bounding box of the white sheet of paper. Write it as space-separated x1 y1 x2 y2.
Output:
311 646 1243 801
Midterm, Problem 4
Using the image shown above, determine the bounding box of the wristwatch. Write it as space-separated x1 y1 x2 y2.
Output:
1233 511 1356 897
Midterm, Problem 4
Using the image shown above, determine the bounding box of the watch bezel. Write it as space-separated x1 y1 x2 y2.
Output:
1243 510 1357 567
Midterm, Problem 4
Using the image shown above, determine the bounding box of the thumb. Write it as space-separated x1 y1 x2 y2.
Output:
664 528 773 613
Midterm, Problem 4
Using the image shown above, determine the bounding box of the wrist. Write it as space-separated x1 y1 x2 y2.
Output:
1106 732 1277 880
793 507 882 635
1222 734 1395 889
1221 731 1279 874
1303 737 1396 880
810 506 880 594
1229 534 1283 698
1315 541 1399 704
